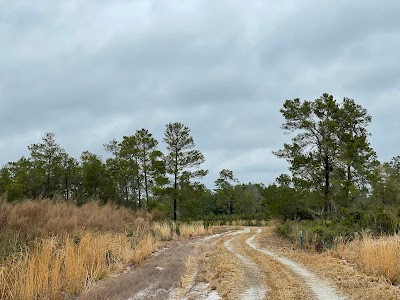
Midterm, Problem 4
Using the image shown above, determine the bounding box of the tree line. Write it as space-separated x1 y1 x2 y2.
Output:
1 94 400 228
0 123 209 220
0 122 268 221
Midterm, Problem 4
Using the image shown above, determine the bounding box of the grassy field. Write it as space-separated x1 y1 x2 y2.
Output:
334 233 400 284
0 199 211 299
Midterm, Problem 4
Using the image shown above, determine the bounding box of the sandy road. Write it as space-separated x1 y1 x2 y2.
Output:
181 227 347 299
79 227 347 300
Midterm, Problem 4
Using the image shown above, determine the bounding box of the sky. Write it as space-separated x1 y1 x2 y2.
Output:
1 0 400 188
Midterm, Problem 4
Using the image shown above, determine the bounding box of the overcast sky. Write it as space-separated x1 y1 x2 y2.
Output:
1 0 400 188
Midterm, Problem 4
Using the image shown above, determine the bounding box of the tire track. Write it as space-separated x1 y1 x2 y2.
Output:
223 229 267 300
247 229 346 300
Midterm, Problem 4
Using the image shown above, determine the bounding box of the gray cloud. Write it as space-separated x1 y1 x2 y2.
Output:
1 0 400 187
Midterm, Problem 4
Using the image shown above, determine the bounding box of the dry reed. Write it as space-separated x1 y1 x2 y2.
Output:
0 231 158 299
179 222 211 237
152 222 174 240
0 199 147 241
334 233 400 284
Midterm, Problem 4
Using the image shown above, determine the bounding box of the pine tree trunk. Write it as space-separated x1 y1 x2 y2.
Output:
65 174 69 201
138 182 141 209
173 173 177 221
144 168 149 209
324 155 330 215
174 150 178 221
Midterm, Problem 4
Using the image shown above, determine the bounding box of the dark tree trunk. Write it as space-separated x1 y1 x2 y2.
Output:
345 163 352 202
174 149 178 221
65 174 69 201
144 168 149 209
324 155 330 215
173 173 177 221
138 177 141 209
46 171 51 198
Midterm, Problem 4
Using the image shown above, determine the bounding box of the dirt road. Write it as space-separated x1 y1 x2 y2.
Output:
199 228 344 300
79 227 399 300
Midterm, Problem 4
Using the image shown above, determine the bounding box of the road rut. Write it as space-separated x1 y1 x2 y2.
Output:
224 229 267 300
247 229 346 300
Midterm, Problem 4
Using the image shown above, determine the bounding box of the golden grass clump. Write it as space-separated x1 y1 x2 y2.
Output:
0 231 158 300
334 233 400 284
179 222 210 237
152 222 173 241
0 219 212 299
358 235 400 283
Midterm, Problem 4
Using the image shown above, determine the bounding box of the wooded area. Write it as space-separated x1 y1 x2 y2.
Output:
1 94 400 234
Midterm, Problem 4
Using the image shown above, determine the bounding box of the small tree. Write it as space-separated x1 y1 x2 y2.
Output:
215 169 238 214
135 128 165 208
80 151 105 200
28 132 64 198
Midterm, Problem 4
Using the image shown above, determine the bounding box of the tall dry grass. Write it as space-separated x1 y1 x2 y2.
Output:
0 231 157 299
0 199 151 240
179 221 211 237
152 222 174 241
0 199 213 299
334 233 400 284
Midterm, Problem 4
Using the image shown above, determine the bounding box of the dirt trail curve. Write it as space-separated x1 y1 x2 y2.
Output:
219 228 346 300
79 227 347 300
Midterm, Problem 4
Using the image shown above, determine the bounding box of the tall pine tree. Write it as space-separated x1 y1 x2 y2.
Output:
163 122 207 221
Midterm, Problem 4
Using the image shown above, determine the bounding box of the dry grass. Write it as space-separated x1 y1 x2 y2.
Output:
174 228 243 299
334 233 400 284
200 239 244 299
0 199 214 299
0 231 158 299
179 221 212 237
236 230 312 300
226 219 267 227
0 199 149 241
152 222 174 241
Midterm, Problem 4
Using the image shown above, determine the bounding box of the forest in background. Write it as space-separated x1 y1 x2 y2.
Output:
1 93 400 239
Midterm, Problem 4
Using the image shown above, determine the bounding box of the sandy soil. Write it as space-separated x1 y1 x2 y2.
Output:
174 227 344 299
78 239 197 300
79 229 236 300
78 226 400 300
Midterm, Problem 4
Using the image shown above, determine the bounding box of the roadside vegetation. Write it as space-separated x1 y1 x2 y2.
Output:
334 233 400 284
0 199 210 299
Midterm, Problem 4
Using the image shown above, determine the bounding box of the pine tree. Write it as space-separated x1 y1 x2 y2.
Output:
163 122 207 221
